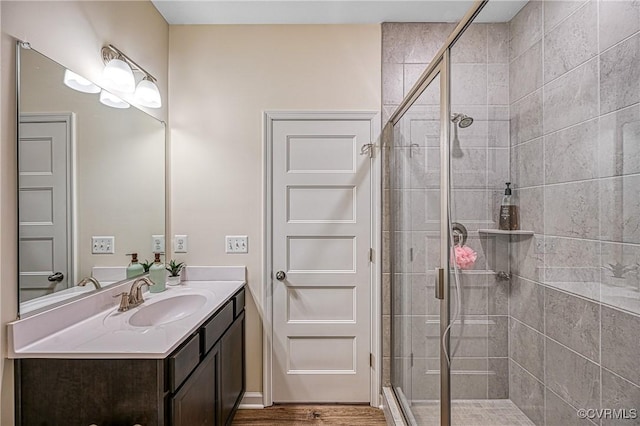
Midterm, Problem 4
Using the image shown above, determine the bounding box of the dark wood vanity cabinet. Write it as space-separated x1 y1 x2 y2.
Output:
17 287 246 426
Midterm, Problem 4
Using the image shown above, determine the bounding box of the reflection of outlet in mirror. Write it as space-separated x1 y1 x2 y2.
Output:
225 236 248 253
175 235 188 253
152 235 165 253
92 236 115 254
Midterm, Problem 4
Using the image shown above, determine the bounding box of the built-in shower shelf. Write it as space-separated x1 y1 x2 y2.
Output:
478 229 534 236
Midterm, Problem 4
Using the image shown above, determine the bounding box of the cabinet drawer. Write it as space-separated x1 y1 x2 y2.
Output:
169 332 201 392
202 301 234 354
234 288 245 317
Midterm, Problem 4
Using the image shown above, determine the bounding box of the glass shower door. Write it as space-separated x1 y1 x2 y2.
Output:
391 61 450 426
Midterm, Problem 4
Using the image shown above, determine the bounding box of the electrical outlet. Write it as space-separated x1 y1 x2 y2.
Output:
175 235 188 253
92 236 115 254
152 235 165 253
225 235 248 253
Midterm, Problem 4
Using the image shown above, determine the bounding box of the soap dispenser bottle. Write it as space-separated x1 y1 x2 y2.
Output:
149 252 166 293
499 182 519 230
126 253 144 278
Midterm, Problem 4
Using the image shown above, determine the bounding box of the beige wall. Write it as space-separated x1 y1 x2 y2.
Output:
169 24 381 394
1 2 168 423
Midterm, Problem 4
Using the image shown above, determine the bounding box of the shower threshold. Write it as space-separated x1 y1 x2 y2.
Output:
412 399 535 426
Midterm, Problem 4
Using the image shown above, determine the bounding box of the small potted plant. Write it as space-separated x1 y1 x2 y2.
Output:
141 259 154 273
166 259 185 285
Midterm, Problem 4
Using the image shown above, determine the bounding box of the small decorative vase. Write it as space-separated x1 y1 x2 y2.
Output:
167 275 181 286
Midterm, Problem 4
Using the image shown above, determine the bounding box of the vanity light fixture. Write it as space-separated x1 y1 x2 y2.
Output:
101 44 162 108
99 89 130 109
63 69 101 94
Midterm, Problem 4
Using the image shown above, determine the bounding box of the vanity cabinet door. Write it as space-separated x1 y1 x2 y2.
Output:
171 343 219 426
220 311 245 425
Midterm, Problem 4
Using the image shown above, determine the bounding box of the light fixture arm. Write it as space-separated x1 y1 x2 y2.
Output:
101 44 157 83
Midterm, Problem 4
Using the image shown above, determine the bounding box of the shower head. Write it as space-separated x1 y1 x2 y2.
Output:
451 113 474 128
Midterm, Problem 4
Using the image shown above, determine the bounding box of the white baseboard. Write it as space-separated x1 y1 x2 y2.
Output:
238 392 264 409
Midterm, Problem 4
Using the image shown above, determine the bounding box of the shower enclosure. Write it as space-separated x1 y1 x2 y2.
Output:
385 0 640 425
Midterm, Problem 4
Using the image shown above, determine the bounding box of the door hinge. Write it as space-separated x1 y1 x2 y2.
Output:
410 353 414 367
409 247 414 262
370 353 374 367
368 248 374 262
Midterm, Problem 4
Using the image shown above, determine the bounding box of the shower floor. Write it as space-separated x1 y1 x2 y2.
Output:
411 399 535 426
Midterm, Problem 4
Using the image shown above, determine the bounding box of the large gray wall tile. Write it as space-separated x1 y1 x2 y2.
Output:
544 118 599 184
510 360 545 425
488 64 509 105
510 276 544 331
510 318 545 380
510 237 544 283
382 62 404 105
451 64 488 106
511 90 543 145
544 0 597 83
600 33 640 115
601 306 640 386
600 175 640 245
545 338 600 410
543 236 601 301
544 0 589 33
510 0 543 60
545 389 597 426
382 23 454 64
601 369 640 426
488 358 509 399
510 41 543 103
599 0 640 52
451 23 487 63
600 242 640 316
489 315 509 357
488 23 510 63
543 58 599 133
598 105 640 178
511 138 543 187
544 180 599 239
516 187 544 234
545 288 600 362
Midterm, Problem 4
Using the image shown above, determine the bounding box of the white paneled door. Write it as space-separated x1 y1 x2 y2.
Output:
270 114 374 403
19 114 72 301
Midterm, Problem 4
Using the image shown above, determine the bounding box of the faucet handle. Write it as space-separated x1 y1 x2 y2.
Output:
114 292 130 312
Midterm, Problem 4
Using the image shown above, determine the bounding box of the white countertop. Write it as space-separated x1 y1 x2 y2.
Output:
8 266 246 359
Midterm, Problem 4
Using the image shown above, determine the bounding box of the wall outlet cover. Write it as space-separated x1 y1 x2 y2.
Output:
175 235 188 253
152 235 165 253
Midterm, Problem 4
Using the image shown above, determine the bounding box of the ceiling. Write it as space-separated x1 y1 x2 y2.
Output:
152 0 528 25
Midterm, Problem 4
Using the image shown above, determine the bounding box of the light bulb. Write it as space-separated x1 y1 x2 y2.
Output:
63 69 100 94
99 90 130 109
102 58 135 93
134 78 162 108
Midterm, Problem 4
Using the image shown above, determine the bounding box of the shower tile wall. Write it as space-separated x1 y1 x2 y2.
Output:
382 22 511 400
508 1 640 425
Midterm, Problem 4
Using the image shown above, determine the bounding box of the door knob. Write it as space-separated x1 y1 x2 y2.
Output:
48 272 64 282
275 271 286 281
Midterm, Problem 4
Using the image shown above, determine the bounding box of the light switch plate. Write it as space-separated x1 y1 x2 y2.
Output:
152 235 165 253
225 235 248 253
175 235 188 253
92 236 115 254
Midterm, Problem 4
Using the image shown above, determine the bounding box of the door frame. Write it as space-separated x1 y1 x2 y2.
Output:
18 112 77 302
262 110 381 407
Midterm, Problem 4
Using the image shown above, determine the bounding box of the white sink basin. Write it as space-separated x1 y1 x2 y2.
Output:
129 294 207 327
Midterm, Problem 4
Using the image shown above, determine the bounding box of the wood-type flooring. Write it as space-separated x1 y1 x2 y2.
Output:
232 404 387 425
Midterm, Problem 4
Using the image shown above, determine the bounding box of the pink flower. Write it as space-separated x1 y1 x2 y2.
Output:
453 245 477 269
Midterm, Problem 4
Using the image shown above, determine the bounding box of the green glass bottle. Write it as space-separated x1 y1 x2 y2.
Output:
149 252 166 293
126 253 144 278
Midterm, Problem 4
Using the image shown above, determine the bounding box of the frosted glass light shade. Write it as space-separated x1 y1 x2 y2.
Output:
134 78 162 108
102 58 135 93
99 90 130 109
63 69 100 94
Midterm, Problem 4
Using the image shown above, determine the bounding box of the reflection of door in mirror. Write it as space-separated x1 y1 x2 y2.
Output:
19 113 74 303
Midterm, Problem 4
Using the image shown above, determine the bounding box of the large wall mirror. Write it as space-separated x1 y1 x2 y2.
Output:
18 43 166 316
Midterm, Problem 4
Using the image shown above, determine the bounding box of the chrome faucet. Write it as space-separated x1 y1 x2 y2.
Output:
77 276 102 289
114 277 155 312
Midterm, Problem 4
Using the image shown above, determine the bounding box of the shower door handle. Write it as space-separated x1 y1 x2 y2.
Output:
435 267 445 300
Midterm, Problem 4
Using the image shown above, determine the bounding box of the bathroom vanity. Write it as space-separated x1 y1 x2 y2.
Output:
9 268 246 426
